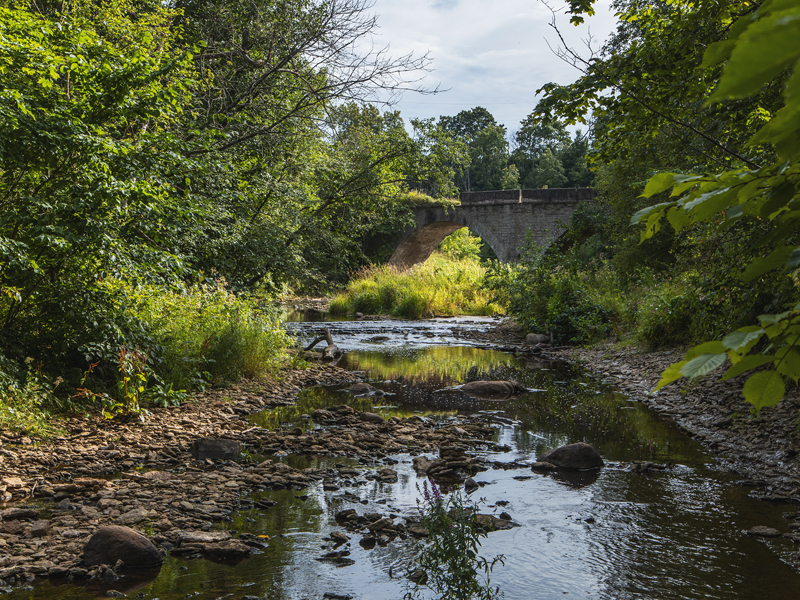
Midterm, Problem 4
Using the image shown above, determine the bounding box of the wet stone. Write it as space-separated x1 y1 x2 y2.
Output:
746 526 783 538
538 442 604 470
189 438 241 462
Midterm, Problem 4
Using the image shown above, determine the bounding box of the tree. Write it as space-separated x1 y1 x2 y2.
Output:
470 124 510 191
439 107 504 191
501 164 521 190
632 0 800 413
531 148 568 188
0 0 198 364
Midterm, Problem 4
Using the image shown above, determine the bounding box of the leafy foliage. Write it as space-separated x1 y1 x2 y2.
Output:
631 0 800 411
405 479 504 600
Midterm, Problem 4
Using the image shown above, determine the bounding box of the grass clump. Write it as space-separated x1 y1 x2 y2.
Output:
112 279 291 392
331 253 501 319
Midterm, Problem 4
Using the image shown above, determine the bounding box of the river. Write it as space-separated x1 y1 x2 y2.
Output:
6 315 800 599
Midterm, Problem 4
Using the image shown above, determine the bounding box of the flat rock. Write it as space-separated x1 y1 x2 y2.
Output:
175 530 232 544
531 461 559 472
83 525 162 568
117 508 153 526
0 507 39 520
344 383 382 396
538 442 604 470
201 541 251 560
460 380 527 399
190 438 241 461
746 526 782 538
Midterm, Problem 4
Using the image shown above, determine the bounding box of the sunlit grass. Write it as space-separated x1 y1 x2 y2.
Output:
329 253 503 319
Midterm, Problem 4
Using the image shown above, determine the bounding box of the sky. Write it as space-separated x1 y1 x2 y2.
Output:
366 0 619 135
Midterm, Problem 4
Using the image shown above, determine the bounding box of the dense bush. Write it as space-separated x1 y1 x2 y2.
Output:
485 259 613 345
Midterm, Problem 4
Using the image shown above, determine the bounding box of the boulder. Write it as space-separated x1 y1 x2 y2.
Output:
83 525 162 568
460 380 527 399
311 408 335 422
30 520 51 538
189 438 241 462
359 412 385 424
474 514 514 531
412 456 435 474
525 333 550 345
537 442 604 470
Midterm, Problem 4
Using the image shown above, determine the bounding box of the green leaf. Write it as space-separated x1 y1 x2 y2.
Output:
742 370 786 413
702 39 736 68
759 310 793 325
759 180 796 218
776 347 800 383
709 11 800 102
685 341 726 360
684 188 737 221
721 354 774 380
666 206 690 232
654 360 687 391
642 173 677 198
722 328 766 353
640 210 663 241
630 202 671 225
680 353 727 379
741 246 794 281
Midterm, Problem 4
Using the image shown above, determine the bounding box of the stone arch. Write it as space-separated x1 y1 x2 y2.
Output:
388 219 503 268
389 221 463 267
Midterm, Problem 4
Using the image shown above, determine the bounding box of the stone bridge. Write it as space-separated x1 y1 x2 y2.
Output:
388 188 595 267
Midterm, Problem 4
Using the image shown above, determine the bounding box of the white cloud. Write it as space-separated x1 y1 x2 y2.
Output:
364 0 617 131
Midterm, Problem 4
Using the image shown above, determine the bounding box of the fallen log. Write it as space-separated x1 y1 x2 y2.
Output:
304 327 343 361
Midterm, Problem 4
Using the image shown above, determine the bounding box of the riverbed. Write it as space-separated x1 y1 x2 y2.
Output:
4 316 800 599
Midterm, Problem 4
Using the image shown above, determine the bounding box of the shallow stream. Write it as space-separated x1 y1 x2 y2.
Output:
8 316 800 599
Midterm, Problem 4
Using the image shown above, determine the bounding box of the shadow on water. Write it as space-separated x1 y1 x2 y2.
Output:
9 340 800 600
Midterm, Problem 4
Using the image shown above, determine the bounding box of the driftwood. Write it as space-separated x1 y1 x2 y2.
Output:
304 327 343 361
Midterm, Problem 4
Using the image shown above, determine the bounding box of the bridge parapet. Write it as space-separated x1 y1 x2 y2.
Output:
459 188 595 206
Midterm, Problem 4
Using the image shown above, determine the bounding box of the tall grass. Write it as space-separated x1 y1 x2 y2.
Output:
329 253 502 319
109 279 291 391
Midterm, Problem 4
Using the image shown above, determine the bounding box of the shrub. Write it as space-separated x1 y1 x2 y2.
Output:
405 479 503 600
328 294 350 315
438 227 483 261
635 280 698 349
0 357 64 437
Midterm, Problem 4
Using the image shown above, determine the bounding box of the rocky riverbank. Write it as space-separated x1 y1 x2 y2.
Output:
0 361 514 589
